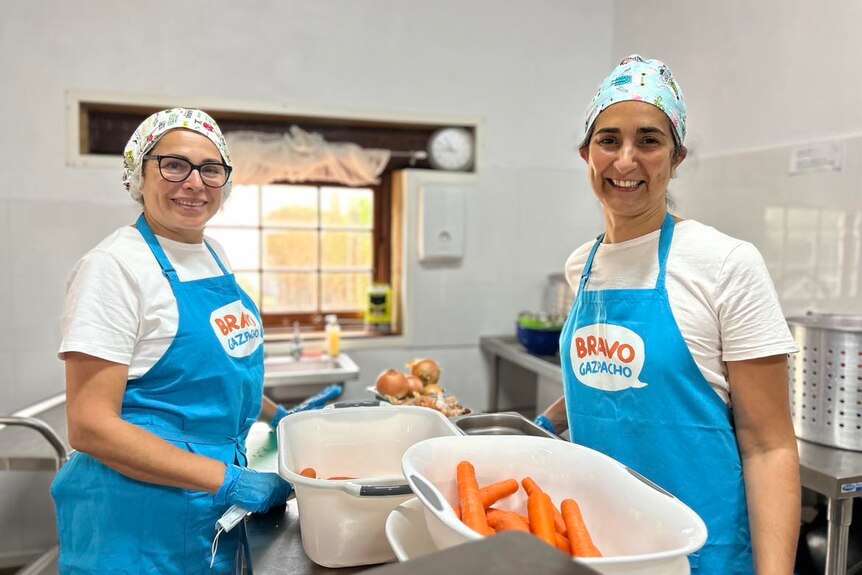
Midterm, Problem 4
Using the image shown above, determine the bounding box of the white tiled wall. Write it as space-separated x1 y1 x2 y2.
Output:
673 136 862 317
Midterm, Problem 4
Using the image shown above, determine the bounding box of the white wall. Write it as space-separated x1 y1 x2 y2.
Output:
0 1 614 413
612 0 862 318
612 0 862 158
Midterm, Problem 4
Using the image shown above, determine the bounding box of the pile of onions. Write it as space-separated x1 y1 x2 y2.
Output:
410 358 441 386
375 369 409 398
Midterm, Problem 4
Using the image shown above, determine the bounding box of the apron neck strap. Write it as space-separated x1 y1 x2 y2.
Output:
134 213 229 280
580 212 676 292
655 212 675 291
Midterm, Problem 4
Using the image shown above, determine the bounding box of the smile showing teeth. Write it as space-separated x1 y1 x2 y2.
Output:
172 198 206 207
610 179 643 189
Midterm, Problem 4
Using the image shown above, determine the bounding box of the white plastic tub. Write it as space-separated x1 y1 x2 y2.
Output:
402 435 706 575
277 405 460 568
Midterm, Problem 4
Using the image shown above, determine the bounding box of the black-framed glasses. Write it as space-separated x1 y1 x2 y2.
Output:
142 155 232 187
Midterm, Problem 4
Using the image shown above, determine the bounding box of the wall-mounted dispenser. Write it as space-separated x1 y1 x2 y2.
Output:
417 184 466 263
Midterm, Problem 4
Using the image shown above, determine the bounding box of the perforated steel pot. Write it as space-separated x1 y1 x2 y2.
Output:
787 314 862 451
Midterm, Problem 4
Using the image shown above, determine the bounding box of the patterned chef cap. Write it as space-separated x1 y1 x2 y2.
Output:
122 108 231 202
584 55 686 146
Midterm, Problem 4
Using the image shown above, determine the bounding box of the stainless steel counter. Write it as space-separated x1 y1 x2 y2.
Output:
480 335 561 415
797 439 862 575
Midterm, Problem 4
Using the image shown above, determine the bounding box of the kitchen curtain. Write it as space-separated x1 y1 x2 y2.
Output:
224 126 390 186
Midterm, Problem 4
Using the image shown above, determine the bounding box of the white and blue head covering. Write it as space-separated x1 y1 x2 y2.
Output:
584 55 686 146
122 108 232 203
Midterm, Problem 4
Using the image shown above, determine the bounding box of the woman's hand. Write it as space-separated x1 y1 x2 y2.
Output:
214 464 293 513
536 396 569 435
727 354 800 575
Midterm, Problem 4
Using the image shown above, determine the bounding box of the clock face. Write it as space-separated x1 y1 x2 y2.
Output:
427 128 474 171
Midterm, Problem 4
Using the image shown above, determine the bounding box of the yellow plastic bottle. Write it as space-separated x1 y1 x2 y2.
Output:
325 314 341 357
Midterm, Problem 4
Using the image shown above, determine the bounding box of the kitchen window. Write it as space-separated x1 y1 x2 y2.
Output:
207 181 388 332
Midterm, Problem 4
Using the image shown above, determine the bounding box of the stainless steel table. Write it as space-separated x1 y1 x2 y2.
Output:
797 439 862 575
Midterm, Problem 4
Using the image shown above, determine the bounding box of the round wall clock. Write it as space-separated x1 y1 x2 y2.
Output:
427 127 475 171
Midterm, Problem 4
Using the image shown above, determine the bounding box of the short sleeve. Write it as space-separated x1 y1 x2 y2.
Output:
58 250 141 364
715 243 798 361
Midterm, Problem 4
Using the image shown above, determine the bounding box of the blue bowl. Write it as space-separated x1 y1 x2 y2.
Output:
516 324 562 356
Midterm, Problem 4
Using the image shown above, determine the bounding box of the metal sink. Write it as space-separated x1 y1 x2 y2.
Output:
263 353 360 387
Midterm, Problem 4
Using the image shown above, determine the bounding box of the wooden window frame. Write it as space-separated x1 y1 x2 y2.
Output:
237 178 391 332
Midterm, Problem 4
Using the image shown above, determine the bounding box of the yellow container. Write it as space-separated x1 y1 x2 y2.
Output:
365 283 391 333
325 315 341 357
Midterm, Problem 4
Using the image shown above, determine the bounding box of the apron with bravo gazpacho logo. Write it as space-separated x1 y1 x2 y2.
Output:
559 213 752 574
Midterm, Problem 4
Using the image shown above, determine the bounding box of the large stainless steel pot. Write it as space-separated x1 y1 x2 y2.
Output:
787 313 862 451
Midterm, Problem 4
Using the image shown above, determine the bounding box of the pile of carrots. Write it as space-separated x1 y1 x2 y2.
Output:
454 460 602 558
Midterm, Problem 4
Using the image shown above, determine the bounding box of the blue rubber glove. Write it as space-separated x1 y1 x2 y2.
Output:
268 404 290 428
214 464 293 513
534 414 556 435
269 384 344 428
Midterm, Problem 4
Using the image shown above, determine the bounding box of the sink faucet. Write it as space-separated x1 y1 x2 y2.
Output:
291 321 303 360
0 416 69 469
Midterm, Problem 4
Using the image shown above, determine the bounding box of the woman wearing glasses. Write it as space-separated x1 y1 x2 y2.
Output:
51 109 293 574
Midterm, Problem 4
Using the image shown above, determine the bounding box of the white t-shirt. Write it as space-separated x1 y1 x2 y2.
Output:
564 219 798 404
58 225 234 379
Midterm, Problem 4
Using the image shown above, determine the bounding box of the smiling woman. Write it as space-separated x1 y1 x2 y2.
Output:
537 55 801 575
52 108 302 574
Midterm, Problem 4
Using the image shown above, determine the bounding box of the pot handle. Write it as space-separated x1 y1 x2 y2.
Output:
331 399 389 409
337 478 412 497
358 484 413 496
408 474 446 512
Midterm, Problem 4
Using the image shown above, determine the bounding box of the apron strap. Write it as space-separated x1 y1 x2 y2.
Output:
135 213 229 280
204 241 230 275
135 213 178 281
655 212 676 292
580 213 676 294
579 233 604 293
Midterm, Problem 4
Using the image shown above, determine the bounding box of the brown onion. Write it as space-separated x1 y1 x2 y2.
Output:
411 358 441 386
405 374 424 395
376 369 409 398
422 383 444 396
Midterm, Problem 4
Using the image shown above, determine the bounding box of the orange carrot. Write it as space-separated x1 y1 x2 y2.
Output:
527 491 557 547
555 532 571 553
521 477 567 535
299 467 317 478
521 476 541 496
326 476 356 480
478 479 519 508
487 506 529 526
561 499 602 557
457 461 494 536
487 508 530 532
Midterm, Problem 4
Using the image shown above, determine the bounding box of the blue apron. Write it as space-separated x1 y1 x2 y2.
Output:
559 213 753 574
51 214 265 574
